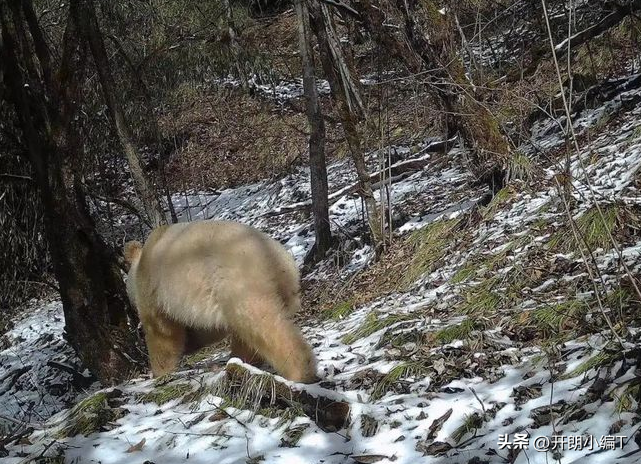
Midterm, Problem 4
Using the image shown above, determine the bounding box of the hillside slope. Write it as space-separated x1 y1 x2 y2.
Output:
2 68 641 463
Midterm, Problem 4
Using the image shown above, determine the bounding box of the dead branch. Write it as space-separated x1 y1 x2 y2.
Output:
555 0 641 59
264 152 445 217
513 0 641 80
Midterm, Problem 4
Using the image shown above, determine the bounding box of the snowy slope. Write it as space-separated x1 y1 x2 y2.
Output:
0 301 92 431
3 76 641 464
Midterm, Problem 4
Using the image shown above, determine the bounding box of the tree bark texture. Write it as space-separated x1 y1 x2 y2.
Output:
0 0 145 383
296 0 332 259
309 2 384 250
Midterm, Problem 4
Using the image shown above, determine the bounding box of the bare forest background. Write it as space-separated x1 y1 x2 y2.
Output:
2 0 641 385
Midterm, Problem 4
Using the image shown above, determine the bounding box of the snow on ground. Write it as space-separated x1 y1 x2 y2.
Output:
212 75 331 103
3 75 641 463
169 138 479 266
0 301 92 430
211 72 390 104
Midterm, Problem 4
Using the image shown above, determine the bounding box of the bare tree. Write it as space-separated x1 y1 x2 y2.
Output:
0 0 145 383
310 3 384 251
296 0 332 259
75 0 166 228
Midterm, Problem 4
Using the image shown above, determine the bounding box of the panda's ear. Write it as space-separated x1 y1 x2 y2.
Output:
124 241 143 266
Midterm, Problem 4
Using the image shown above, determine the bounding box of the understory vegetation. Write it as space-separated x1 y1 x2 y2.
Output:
2 0 641 462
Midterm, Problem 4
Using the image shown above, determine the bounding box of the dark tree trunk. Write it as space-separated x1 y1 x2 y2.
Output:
309 3 384 251
75 0 166 228
0 0 145 383
296 0 332 259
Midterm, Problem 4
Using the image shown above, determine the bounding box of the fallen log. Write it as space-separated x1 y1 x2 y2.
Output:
264 156 433 217
224 362 350 432
553 0 641 59
511 0 641 81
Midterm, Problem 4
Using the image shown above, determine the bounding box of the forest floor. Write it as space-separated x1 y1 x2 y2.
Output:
3 63 641 464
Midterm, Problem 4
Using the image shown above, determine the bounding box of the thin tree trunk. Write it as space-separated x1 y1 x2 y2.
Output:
0 0 145 383
221 0 249 89
75 0 165 228
309 3 384 251
296 0 332 259
104 33 178 224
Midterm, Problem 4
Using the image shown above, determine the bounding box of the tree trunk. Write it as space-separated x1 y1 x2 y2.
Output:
296 0 332 259
0 0 145 383
309 3 384 251
221 0 249 89
75 0 166 228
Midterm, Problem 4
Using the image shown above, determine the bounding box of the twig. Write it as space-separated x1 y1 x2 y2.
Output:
468 387 486 415
166 430 232 438
0 425 33 448
319 0 361 18
0 173 33 182
17 439 58 464
206 398 249 430
0 413 42 430
264 156 435 217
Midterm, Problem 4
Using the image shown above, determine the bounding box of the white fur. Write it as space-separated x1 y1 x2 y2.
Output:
125 220 316 383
